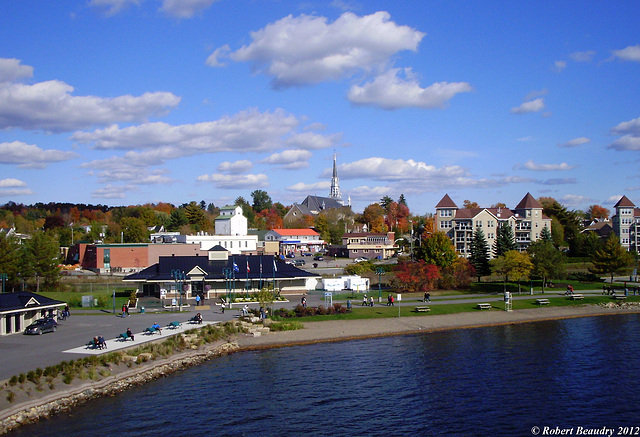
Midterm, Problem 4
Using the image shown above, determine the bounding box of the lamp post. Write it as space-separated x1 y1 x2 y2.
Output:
376 267 386 303
222 267 234 306
0 273 6 293
409 220 414 261
171 269 186 312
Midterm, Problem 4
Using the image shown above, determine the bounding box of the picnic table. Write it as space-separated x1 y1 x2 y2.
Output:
414 306 431 313
476 303 492 310
569 294 584 300
536 298 550 305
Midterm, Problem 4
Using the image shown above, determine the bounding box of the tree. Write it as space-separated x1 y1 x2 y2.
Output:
590 234 633 283
120 217 148 243
540 225 553 243
440 257 475 290
493 222 516 257
392 259 440 293
380 195 394 211
251 190 272 213
168 208 188 231
25 231 61 291
183 201 208 231
235 196 255 225
469 229 491 281
491 250 533 293
360 203 386 233
527 240 565 293
463 200 479 209
0 235 21 291
586 205 610 220
398 194 408 207
416 231 458 269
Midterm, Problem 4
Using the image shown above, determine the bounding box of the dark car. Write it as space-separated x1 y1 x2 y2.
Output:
286 253 296 258
24 318 58 335
313 255 324 261
293 259 306 266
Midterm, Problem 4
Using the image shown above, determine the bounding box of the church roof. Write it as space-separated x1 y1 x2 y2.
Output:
435 194 458 208
301 195 344 213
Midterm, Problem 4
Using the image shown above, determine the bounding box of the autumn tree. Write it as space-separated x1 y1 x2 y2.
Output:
463 200 479 209
590 234 633 283
416 231 458 269
359 203 386 233
392 259 440 293
491 250 533 293
585 205 610 220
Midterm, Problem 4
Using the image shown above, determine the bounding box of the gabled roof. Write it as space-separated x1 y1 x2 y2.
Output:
454 208 514 220
208 245 228 252
614 195 636 208
0 292 65 313
270 229 319 236
301 195 343 213
515 192 543 209
435 194 458 208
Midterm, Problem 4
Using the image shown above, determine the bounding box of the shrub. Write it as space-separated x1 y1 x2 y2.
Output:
62 373 74 385
269 321 303 331
6 391 15 403
9 375 18 386
566 272 603 283
26 370 37 383
18 373 26 384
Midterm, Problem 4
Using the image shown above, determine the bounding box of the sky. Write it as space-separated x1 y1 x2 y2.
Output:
1 1 639 215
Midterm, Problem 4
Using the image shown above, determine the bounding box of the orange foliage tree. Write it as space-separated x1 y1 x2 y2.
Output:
392 259 440 292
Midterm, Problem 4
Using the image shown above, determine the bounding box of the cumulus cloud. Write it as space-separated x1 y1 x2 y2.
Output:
160 0 220 18
608 116 640 151
91 184 137 199
197 173 269 189
217 160 254 174
510 98 545 114
348 185 392 199
0 79 180 132
558 137 591 148
287 181 330 192
0 178 27 188
205 45 230 67
0 141 79 168
81 158 174 185
560 194 592 207
520 160 575 171
347 68 472 110
221 11 425 88
612 44 640 62
262 149 312 169
285 131 341 150
0 58 33 83
570 50 596 62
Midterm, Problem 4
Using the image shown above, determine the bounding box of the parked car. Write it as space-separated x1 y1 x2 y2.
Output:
286 253 296 258
24 318 58 335
302 252 313 256
293 259 306 266
354 257 368 263
313 255 324 261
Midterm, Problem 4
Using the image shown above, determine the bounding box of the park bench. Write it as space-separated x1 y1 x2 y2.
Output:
476 303 492 310
612 295 627 301
569 294 584 300
144 327 161 335
536 298 550 305
414 306 431 313
118 332 133 341
168 321 181 329
189 315 203 325
86 339 98 349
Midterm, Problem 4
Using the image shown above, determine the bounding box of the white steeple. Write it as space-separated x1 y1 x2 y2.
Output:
329 152 342 203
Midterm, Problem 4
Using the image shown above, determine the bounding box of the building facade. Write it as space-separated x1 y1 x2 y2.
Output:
435 193 551 258
611 195 640 251
264 229 325 254
338 232 397 259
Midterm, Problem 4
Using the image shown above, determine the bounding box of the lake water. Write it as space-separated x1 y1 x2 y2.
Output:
9 313 640 436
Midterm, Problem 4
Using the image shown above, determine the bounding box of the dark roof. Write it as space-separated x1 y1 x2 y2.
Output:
0 292 65 313
124 254 320 282
435 194 458 208
614 195 635 208
515 192 543 209
209 245 228 252
301 195 343 213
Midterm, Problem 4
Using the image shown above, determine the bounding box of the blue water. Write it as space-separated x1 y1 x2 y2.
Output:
10 314 640 436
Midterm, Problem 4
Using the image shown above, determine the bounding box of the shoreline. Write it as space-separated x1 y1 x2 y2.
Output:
1 304 639 434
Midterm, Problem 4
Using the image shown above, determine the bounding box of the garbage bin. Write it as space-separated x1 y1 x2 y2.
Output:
140 306 145 314
313 263 318 268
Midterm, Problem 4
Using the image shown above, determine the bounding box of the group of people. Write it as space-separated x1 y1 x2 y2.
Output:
387 294 395 306
58 305 70 321
122 304 130 317
90 335 107 349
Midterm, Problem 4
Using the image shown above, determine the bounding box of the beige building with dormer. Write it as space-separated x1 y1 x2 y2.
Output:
435 193 551 258
611 195 640 251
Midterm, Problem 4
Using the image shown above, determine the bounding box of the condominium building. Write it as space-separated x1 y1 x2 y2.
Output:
611 195 640 251
435 193 551 258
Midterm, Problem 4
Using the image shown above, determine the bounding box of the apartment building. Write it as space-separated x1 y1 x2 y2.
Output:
435 193 551 258
611 195 640 251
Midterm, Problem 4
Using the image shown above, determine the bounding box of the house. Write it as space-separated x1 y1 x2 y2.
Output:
123 249 321 300
264 229 325 254
283 195 347 224
435 193 551 258
581 220 614 243
336 232 398 260
611 195 640 251
0 292 66 336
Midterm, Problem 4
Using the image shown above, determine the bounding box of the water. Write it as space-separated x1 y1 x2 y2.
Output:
9 314 640 436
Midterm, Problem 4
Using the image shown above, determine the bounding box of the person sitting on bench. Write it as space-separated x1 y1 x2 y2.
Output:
151 322 162 334
194 313 203 324
97 334 106 349
126 328 135 341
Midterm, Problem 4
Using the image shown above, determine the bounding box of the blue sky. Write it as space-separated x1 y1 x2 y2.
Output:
1 1 639 215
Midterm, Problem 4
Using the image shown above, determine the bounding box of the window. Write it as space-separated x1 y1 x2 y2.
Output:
487 233 495 239
475 220 482 228
487 220 494 228
440 221 452 229
440 210 452 217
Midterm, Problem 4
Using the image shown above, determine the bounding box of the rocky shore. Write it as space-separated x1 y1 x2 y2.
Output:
2 303 639 434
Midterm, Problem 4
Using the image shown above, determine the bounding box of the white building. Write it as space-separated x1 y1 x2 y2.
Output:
215 205 248 236
264 229 325 253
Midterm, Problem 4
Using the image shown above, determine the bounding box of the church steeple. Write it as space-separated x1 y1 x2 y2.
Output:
329 152 342 203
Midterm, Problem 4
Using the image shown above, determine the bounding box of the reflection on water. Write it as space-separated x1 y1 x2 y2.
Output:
10 314 640 437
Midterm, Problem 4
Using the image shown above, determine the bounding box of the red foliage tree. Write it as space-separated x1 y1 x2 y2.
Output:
392 259 440 292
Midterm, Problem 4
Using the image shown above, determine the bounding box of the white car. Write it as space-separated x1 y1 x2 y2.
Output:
354 257 368 263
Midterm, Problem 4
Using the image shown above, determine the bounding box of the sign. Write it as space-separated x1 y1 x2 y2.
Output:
324 292 332 297
396 293 402 302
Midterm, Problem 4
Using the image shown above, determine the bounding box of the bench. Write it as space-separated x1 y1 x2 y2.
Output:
118 332 133 341
476 303 492 310
414 306 431 313
569 294 584 300
189 316 203 325
168 321 181 329
612 295 627 300
536 298 550 305
144 327 161 335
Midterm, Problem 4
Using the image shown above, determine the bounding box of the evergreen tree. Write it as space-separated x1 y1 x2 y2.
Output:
251 190 273 213
493 222 516 257
469 228 491 281
26 231 61 290
590 234 633 283
168 208 188 231
0 235 21 291
398 194 408 207
540 226 553 242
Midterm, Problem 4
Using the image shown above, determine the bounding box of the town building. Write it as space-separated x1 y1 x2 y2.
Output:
0 292 66 336
332 232 398 260
435 193 551 258
611 195 640 251
264 229 325 254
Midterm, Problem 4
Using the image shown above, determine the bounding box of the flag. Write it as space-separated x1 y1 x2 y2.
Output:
273 258 277 272
246 260 250 273
260 259 263 275
233 261 239 273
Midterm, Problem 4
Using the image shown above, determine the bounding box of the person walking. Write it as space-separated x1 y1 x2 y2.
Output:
195 294 201 306
369 296 374 307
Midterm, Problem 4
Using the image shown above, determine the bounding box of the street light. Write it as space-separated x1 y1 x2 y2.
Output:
222 267 234 305
376 267 386 303
171 269 186 312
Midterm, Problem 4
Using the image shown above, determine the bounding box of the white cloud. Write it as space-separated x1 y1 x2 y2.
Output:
205 45 230 67
225 11 425 88
0 141 79 168
558 137 591 148
88 0 142 16
262 149 312 169
510 98 545 114
537 178 577 185
217 160 254 174
608 116 640 151
570 50 596 62
285 131 341 150
607 195 624 204
92 184 137 199
347 68 471 110
287 181 330 192
613 44 640 62
197 173 269 189
521 160 575 171
335 157 469 182
160 0 220 18
0 178 27 188
0 58 33 83
553 60 567 72
348 185 392 199
524 89 548 101
0 80 180 132
559 194 592 207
